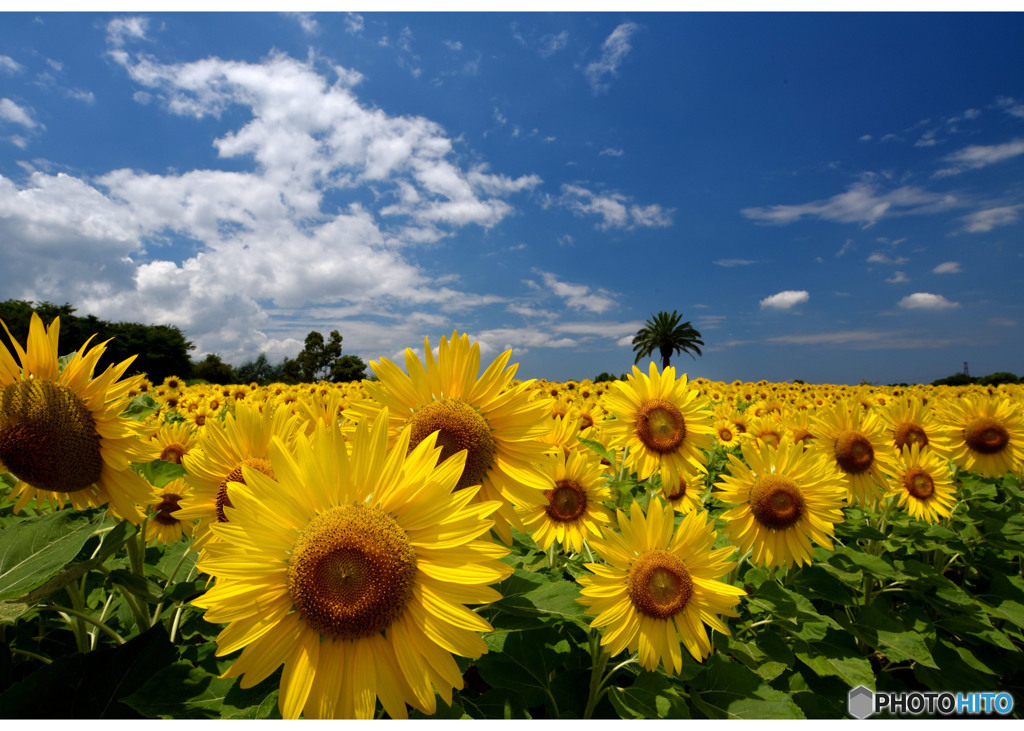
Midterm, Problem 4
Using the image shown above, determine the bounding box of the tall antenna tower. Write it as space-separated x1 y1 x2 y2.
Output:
963 361 969 377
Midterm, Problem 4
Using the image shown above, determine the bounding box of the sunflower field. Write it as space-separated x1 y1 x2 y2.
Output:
1 313 1023 719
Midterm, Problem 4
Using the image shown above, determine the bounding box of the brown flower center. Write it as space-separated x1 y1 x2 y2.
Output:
893 422 929 450
627 550 694 620
545 479 587 522
0 380 104 493
635 399 686 454
963 417 1009 456
287 505 417 640
662 475 690 502
153 492 184 525
216 457 276 522
159 442 188 464
719 427 734 442
407 399 496 490
904 469 935 500
749 474 805 530
834 430 875 474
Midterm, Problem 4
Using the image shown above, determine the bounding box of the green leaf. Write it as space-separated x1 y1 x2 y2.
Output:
608 670 690 719
577 436 617 468
839 603 939 669
107 568 163 603
829 546 896 579
134 459 186 488
120 393 160 421
0 507 107 601
0 600 30 624
475 627 573 710
793 629 875 689
122 662 282 719
0 623 179 718
979 573 1024 631
743 580 839 642
689 654 806 719
491 569 590 624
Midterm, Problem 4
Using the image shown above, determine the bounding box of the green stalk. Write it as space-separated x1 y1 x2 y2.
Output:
10 648 52 664
62 583 89 653
583 631 611 719
44 604 126 645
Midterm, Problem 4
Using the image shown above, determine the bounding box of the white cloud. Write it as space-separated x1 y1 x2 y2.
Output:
766 329 957 349
961 205 1022 233
935 139 1024 177
345 13 364 34
867 252 908 265
932 261 961 274
584 22 640 94
0 55 23 75
0 48 545 364
742 182 955 228
714 258 758 267
899 292 960 310
106 16 148 48
287 12 319 35
556 184 672 229
859 134 872 142
535 271 616 314
0 98 38 129
600 148 624 157
886 271 909 283
442 40 462 52
996 96 1024 119
760 290 809 310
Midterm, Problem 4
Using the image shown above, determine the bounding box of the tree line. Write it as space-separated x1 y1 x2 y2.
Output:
0 300 365 386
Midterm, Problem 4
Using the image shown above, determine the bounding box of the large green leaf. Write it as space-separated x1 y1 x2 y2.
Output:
743 579 839 642
475 627 573 712
134 459 186 488
608 670 690 719
793 629 875 689
0 507 107 601
122 662 282 719
120 393 160 421
688 654 806 719
839 603 939 669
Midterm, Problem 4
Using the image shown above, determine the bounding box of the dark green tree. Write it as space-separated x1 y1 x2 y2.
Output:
234 353 275 385
191 353 236 385
330 354 367 383
631 310 704 370
296 330 344 382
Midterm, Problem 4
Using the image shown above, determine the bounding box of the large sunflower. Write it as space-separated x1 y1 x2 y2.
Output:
938 394 1024 478
602 362 714 486
194 411 512 719
174 400 301 549
577 499 744 672
0 313 153 522
885 444 957 523
879 397 953 457
810 400 898 504
346 331 555 544
518 444 613 554
714 440 847 570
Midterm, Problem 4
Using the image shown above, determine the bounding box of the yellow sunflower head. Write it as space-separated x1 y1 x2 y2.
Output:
715 440 847 570
809 400 899 505
938 394 1024 478
193 410 513 719
885 443 957 524
0 313 153 522
602 362 715 485
577 499 745 672
346 331 556 544
145 478 194 545
658 467 704 513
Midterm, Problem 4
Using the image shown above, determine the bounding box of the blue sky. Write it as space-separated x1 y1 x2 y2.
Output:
1 11 1022 385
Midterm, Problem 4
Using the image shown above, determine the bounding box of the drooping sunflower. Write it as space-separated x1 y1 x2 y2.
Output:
518 444 613 554
602 362 714 487
0 313 153 522
174 400 301 549
658 467 704 513
145 478 194 545
346 331 555 544
714 440 847 570
810 400 899 504
938 394 1024 478
194 411 513 719
885 444 957 523
577 499 745 672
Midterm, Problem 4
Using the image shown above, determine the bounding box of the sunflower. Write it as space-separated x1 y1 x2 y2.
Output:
879 397 952 456
602 362 714 488
147 420 199 465
712 418 741 448
740 414 785 450
174 400 301 549
658 467 704 513
194 411 512 719
518 444 612 553
810 400 898 504
346 331 555 544
885 444 957 523
714 440 846 570
145 478 194 545
938 394 1024 478
577 499 745 672
0 313 153 522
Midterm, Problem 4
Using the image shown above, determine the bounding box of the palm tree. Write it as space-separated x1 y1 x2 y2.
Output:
632 311 704 370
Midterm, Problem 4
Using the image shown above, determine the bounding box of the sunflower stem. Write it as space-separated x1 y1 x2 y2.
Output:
44 604 126 646
583 632 612 719
10 647 52 665
62 583 89 653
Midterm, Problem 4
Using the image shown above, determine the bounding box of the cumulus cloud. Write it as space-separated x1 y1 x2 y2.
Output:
555 184 672 229
961 205 1022 233
0 42 543 363
867 252 908 265
584 22 640 94
0 98 38 128
531 271 616 314
932 261 961 274
899 292 960 310
886 271 909 283
538 31 569 57
935 139 1024 177
345 13 364 34
287 12 319 35
742 182 955 228
600 148 624 157
0 55 23 75
760 290 809 310
106 16 148 48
